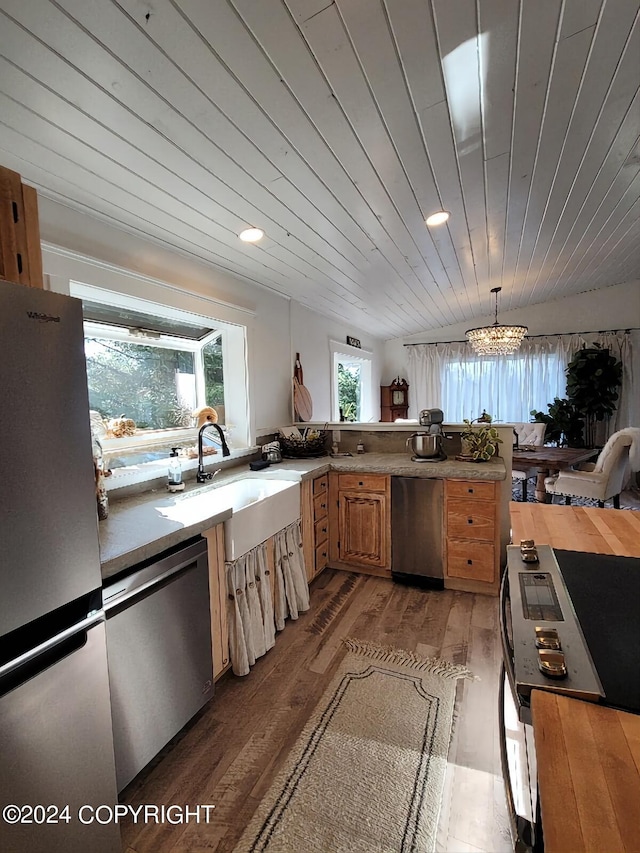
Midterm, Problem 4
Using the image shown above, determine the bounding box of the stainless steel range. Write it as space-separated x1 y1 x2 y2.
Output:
499 543 640 852
503 544 605 720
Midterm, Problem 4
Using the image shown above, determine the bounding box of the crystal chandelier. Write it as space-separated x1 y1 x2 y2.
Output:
466 287 528 356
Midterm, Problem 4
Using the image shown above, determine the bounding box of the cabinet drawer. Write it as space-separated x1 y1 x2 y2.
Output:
314 492 329 521
446 498 496 541
446 479 496 502
313 474 328 497
338 473 388 492
315 541 329 572
447 538 495 583
314 516 329 544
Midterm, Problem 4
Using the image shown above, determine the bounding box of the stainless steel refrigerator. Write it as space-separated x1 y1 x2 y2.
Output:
0 280 121 853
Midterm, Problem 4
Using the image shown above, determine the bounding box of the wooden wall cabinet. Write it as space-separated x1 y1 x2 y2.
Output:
444 479 499 595
301 473 329 582
329 472 391 575
0 166 43 289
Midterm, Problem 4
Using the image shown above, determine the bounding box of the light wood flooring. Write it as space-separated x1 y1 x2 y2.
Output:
120 570 512 853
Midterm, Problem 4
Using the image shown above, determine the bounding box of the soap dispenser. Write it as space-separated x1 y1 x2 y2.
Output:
167 447 184 492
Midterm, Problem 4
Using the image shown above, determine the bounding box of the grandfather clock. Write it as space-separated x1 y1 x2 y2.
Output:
380 377 409 422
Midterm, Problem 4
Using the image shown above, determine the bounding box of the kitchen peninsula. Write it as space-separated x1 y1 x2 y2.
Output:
100 450 508 586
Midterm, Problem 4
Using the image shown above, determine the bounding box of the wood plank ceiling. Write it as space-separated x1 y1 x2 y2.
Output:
0 0 638 339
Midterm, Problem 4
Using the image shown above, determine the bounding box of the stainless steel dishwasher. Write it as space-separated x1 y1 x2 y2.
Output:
391 477 444 588
104 537 213 792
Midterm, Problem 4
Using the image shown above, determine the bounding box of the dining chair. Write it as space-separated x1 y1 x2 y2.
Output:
544 427 640 508
512 422 546 501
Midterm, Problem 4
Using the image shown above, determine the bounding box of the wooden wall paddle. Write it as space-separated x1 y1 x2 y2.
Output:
293 353 313 421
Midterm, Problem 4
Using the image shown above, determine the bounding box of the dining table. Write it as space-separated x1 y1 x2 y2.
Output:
511 445 598 503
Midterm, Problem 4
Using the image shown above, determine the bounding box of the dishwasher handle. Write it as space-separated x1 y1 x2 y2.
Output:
103 537 207 612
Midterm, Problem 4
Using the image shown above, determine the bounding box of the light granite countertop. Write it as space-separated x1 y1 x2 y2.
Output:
100 452 505 580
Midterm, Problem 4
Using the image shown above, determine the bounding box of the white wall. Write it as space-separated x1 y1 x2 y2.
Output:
38 197 382 433
290 301 384 423
383 280 640 381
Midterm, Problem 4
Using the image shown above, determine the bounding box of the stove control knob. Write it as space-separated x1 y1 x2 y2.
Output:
535 627 561 650
538 649 567 678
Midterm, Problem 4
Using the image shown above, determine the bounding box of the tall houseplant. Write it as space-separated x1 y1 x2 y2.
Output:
565 344 622 447
531 344 622 448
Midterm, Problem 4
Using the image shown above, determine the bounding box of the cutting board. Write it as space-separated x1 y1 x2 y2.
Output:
293 376 313 422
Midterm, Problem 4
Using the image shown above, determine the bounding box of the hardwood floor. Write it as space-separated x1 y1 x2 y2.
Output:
120 570 512 853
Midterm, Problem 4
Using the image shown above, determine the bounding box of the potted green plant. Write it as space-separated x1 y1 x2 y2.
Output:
530 397 585 447
531 344 622 448
565 344 622 447
460 412 503 462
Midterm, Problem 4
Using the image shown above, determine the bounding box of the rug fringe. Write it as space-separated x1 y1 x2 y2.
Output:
343 637 475 681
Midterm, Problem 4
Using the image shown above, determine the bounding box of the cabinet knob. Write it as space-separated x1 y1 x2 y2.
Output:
468 488 474 493
467 559 473 565
321 502 326 509
359 481 363 486
467 518 473 524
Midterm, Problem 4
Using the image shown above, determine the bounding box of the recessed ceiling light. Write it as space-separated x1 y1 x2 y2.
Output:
425 211 450 227
239 227 264 242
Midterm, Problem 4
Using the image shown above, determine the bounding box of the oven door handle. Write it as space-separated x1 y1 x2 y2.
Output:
499 661 536 853
500 567 517 699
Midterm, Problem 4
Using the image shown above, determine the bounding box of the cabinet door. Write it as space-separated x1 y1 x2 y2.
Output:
204 524 230 679
338 490 388 568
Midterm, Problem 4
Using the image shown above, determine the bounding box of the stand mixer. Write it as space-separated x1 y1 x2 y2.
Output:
408 409 448 461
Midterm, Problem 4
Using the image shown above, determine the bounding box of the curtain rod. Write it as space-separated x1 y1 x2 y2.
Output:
403 327 639 346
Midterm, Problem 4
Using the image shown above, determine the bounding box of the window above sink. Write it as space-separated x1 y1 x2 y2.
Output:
71 281 251 488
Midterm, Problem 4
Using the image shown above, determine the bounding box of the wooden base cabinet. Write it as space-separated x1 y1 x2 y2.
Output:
444 479 499 595
329 473 391 575
301 473 330 582
203 524 230 680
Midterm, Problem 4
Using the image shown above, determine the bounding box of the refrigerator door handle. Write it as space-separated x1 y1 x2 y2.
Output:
0 611 104 679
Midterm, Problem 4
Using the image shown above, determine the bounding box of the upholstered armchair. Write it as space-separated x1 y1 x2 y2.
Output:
512 422 546 501
545 428 640 508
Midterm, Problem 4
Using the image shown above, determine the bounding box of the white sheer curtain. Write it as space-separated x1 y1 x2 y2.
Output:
406 332 635 429
406 343 441 416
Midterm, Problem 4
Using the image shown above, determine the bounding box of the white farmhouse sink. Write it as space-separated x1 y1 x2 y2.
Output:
217 478 300 560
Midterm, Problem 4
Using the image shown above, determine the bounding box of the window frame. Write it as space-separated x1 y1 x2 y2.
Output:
84 320 222 438
329 340 374 422
71 281 253 488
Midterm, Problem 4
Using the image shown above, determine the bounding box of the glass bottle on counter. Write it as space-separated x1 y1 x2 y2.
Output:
167 447 185 492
